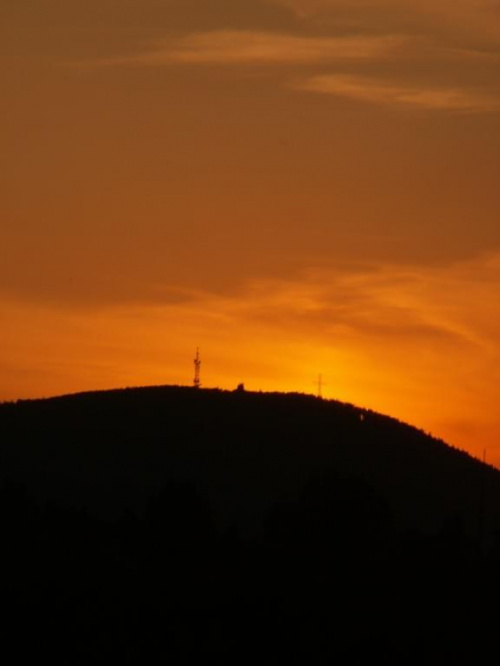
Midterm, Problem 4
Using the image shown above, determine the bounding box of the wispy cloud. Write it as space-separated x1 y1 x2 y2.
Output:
100 30 407 66
276 0 500 39
90 27 500 114
217 252 500 352
296 74 500 111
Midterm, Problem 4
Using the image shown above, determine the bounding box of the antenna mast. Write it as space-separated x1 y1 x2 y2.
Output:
316 374 325 399
193 348 201 389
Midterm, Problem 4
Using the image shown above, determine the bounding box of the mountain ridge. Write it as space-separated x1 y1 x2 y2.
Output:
1 384 499 658
1 384 498 538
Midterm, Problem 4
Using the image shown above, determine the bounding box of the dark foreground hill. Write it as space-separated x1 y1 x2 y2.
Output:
0 385 498 534
1 386 499 660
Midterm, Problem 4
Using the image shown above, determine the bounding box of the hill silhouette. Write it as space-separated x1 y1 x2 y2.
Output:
0 385 498 534
0 385 499 660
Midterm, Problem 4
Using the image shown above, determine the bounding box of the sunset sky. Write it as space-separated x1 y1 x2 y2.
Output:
2 1 500 463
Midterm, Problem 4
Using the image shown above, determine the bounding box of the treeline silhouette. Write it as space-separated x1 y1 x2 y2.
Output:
0 475 499 661
1 386 499 659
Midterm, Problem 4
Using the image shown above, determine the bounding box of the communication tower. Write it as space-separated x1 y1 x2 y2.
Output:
316 374 325 399
193 348 201 388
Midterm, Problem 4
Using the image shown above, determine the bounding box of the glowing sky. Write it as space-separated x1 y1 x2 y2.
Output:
2 1 500 463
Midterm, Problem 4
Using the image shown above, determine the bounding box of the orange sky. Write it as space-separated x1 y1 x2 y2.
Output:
2 1 500 463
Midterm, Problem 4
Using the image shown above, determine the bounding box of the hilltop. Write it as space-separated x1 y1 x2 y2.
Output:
1 385 499 659
1 384 498 536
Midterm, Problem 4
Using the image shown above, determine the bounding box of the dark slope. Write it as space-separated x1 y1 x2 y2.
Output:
1 385 498 537
2 386 500 661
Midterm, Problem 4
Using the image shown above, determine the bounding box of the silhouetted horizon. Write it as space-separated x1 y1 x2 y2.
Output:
1 382 499 658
